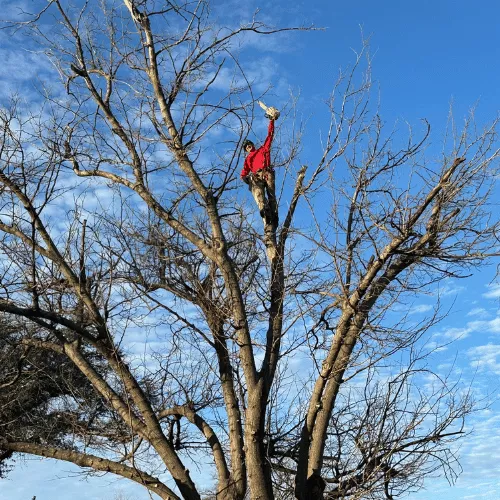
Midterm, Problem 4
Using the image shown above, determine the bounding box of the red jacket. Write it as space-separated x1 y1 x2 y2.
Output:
240 120 274 178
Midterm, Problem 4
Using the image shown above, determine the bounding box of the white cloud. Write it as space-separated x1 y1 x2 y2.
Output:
467 317 500 334
467 307 489 318
467 344 500 375
409 303 433 314
442 326 471 341
433 281 465 297
437 362 453 371
437 315 500 343
483 283 500 299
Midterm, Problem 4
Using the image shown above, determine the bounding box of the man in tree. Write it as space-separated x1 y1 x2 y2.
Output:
241 104 280 225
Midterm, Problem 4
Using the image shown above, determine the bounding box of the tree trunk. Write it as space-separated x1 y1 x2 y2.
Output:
246 387 274 500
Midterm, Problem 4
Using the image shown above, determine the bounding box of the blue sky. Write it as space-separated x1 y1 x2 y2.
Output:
1 0 500 499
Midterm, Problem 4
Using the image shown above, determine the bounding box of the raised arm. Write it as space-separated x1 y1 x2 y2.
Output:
262 119 275 152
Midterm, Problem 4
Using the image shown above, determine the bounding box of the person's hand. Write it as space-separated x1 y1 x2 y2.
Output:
266 107 280 120
258 101 280 120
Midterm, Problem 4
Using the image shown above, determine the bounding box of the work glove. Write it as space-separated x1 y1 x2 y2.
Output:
258 101 280 121
265 106 280 121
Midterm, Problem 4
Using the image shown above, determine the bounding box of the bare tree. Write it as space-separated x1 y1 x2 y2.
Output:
0 2 499 500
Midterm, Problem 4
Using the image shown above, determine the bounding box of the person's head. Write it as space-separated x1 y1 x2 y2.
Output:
242 139 255 154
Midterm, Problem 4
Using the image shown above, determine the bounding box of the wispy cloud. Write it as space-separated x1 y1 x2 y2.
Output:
433 281 465 297
467 344 500 375
409 303 433 314
437 314 500 343
467 307 489 318
483 283 500 299
405 411 500 499
467 317 500 334
441 326 471 340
